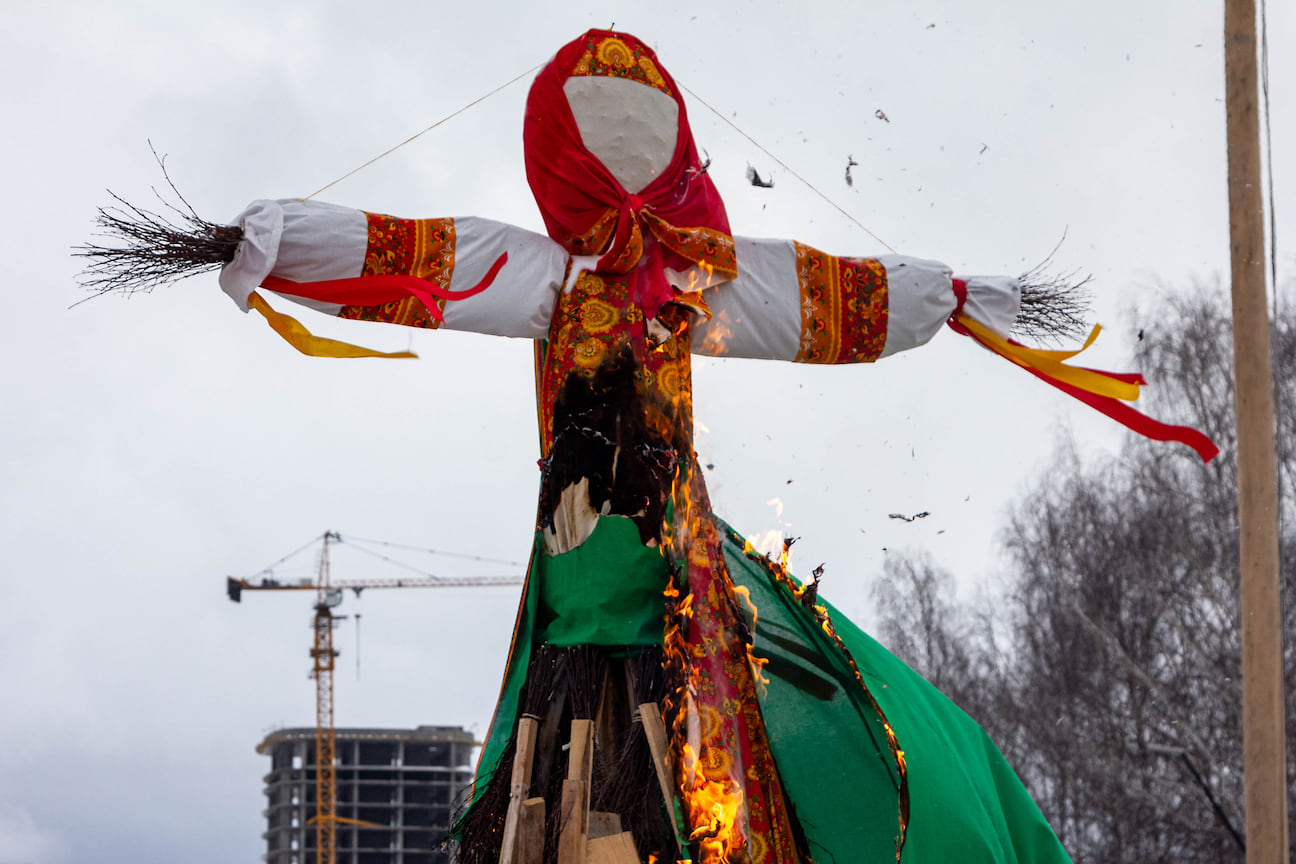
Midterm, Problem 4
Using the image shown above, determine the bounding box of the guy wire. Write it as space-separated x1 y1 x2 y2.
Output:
301 61 545 202
680 81 897 253
298 57 896 257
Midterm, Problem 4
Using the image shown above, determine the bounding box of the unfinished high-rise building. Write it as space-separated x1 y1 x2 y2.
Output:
257 725 477 864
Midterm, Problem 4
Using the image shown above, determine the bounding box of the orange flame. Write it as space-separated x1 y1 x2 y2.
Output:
731 584 757 627
661 566 750 861
699 308 734 355
732 584 771 695
656 376 754 861
677 702 747 862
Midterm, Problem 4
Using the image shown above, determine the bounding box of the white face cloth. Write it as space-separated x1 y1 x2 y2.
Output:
563 76 679 194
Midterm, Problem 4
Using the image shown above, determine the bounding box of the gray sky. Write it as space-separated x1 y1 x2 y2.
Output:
3 1 1290 862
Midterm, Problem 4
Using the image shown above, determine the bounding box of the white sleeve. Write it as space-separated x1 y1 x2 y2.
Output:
691 236 1019 362
219 199 567 340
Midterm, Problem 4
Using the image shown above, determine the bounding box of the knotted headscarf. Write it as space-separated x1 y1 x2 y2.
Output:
524 30 736 315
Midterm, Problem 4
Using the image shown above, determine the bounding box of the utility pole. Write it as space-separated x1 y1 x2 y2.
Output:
1223 1 1290 861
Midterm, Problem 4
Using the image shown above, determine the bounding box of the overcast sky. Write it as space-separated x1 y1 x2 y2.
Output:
2 1 1291 862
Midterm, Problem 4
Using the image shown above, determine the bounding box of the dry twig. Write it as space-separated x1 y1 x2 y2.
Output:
73 144 241 305
1013 231 1092 344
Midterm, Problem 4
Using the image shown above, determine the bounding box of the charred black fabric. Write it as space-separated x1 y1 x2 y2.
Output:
538 346 682 548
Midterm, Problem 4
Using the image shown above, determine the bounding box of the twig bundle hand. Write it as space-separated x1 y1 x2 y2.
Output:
1015 265 1092 345
74 147 241 301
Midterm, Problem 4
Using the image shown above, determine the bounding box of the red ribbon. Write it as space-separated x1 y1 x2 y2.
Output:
952 277 968 316
946 298 1219 463
261 252 508 322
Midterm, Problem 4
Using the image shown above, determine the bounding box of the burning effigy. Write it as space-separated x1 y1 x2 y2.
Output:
81 29 1215 864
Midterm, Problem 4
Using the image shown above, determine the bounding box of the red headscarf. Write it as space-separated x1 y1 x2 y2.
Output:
524 30 735 314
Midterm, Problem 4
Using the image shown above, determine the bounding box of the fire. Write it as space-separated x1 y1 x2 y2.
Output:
684 260 716 293
776 541 793 573
677 703 747 862
662 573 750 862
699 308 734 355
656 373 764 861
729 585 770 695
731 584 757 626
747 529 783 561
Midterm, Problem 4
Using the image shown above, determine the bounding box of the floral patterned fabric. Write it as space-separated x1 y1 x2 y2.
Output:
337 213 455 328
570 33 674 97
794 242 889 364
525 274 809 862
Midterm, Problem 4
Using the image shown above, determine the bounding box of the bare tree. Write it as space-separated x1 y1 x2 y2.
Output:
870 553 1009 734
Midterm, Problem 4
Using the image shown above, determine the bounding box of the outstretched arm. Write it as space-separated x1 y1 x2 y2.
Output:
221 199 569 341
692 236 1017 362
695 236 1218 462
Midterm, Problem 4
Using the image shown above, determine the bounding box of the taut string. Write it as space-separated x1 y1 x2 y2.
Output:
301 61 546 201
298 60 895 259
680 82 897 254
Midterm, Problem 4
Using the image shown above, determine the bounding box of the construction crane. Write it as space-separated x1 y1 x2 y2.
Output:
228 530 524 864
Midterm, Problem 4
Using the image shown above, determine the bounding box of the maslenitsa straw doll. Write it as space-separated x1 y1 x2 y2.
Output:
81 29 1216 864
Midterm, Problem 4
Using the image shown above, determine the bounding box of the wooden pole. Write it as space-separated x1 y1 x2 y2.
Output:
638 703 678 821
558 719 593 864
518 798 546 864
1223 1 1290 861
500 717 539 864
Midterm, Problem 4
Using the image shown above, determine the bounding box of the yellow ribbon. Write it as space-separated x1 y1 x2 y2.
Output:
248 292 417 359
955 315 1140 402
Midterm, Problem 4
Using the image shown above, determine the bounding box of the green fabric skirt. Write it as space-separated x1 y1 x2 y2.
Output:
723 525 1070 863
470 516 1070 863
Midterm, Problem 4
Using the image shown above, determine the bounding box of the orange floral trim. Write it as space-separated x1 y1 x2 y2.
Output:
562 209 618 257
644 212 737 281
538 272 625 447
570 35 673 97
338 214 456 328
662 474 802 864
563 208 735 285
604 220 645 273
537 271 696 451
793 243 889 364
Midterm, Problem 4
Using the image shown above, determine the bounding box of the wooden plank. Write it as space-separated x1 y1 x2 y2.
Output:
558 717 596 864
568 718 593 782
638 703 676 816
568 718 593 841
587 811 623 841
517 797 545 864
556 778 586 864
498 716 539 864
585 831 641 864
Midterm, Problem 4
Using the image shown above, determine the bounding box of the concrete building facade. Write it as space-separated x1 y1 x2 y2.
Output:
257 726 477 864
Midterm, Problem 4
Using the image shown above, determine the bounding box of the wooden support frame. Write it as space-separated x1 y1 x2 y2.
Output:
585 831 641 864
504 691 663 863
518 798 546 864
558 718 594 864
499 716 539 864
638 703 678 825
